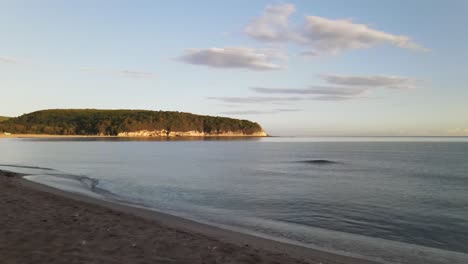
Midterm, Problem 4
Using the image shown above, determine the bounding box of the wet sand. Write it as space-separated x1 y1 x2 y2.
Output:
0 170 379 264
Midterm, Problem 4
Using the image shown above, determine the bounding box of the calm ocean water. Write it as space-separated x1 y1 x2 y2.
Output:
1 137 468 264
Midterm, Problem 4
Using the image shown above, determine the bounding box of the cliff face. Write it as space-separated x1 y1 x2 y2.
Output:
117 130 267 137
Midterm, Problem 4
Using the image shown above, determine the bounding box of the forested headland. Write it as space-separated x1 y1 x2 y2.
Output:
0 109 266 136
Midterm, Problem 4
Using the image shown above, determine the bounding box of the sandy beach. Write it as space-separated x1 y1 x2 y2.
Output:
0 169 379 264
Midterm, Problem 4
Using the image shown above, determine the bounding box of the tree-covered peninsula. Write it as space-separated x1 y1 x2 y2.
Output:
0 109 267 137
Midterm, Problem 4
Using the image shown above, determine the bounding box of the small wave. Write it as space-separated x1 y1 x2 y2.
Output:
0 163 125 202
297 159 342 165
27 172 127 203
0 164 53 170
45 173 99 189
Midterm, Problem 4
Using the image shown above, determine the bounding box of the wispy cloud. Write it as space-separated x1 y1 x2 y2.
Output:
244 3 297 42
245 4 428 55
79 67 100 72
251 86 367 96
320 74 416 89
209 93 364 104
177 47 286 70
0 56 19 64
220 109 301 115
208 96 301 103
311 95 362 101
80 68 156 78
300 16 428 55
251 74 416 96
120 70 156 78
211 74 416 104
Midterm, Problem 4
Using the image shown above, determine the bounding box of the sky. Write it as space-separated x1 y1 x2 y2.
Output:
1 0 468 136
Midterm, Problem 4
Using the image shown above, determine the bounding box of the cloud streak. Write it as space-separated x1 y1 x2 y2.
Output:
321 74 416 89
120 70 156 78
251 74 416 97
208 96 301 103
0 57 19 64
245 4 428 55
177 47 286 70
251 86 367 96
209 94 364 104
80 68 156 78
211 74 416 104
220 109 301 115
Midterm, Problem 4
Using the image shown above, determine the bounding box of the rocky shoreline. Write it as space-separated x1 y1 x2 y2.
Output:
117 130 268 137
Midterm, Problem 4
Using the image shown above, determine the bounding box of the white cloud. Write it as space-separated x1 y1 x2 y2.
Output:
177 47 286 70
244 4 428 55
320 74 416 89
244 3 297 42
301 16 428 54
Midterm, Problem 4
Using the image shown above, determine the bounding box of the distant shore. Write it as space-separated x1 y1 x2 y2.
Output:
0 133 268 138
0 134 117 138
0 169 379 264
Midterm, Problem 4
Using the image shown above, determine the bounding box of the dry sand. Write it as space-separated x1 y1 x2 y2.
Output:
0 170 379 264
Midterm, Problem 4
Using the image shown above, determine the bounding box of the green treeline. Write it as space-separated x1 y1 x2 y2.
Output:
0 116 10 122
0 109 263 135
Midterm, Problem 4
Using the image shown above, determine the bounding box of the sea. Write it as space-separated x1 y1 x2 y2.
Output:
1 137 467 264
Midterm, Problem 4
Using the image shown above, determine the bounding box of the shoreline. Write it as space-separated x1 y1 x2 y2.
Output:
0 169 380 264
0 134 268 139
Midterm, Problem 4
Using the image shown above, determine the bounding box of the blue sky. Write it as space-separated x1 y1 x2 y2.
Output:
1 0 467 136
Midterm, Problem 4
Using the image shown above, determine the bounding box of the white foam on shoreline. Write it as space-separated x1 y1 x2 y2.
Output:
0 164 105 200
24 175 104 199
0 165 53 175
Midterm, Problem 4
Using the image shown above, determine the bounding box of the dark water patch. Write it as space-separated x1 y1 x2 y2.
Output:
298 159 342 165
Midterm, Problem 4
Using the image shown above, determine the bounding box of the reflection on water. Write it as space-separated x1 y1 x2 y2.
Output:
17 136 468 142
22 136 264 142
